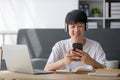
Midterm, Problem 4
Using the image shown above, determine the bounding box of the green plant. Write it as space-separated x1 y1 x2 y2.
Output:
91 8 101 14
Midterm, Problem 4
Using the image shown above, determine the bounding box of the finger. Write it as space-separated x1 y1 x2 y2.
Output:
67 49 74 54
76 49 83 53
67 50 71 54
72 54 82 58
72 50 82 56
75 49 86 56
72 59 81 62
66 54 72 57
72 58 81 61
71 56 81 60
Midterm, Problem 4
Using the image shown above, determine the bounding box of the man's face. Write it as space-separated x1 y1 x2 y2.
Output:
68 22 85 42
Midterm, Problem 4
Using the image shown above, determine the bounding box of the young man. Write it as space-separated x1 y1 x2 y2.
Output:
44 10 106 71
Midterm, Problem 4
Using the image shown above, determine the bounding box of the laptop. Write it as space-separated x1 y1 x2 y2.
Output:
2 45 53 74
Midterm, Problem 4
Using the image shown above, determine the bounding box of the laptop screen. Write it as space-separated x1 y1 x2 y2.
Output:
2 45 34 74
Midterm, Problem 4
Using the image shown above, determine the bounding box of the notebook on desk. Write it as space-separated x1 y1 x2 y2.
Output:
88 69 120 77
2 45 53 74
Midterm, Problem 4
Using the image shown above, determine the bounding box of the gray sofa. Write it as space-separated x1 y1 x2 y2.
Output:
1 29 120 70
17 29 69 70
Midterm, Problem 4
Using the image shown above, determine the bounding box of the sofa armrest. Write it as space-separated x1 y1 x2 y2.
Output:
1 59 7 70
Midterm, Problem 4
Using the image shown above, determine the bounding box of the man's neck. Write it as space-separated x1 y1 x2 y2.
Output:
71 37 86 46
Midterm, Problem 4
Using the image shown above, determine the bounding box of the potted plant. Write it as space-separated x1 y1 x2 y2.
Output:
91 8 101 17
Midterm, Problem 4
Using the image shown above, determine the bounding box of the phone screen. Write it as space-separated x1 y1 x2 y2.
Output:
72 43 83 51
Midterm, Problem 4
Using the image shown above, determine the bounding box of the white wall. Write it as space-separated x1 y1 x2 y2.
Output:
0 0 78 32
36 0 78 28
0 0 78 46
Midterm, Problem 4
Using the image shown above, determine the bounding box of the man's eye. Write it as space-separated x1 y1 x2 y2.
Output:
71 26 75 28
78 26 83 28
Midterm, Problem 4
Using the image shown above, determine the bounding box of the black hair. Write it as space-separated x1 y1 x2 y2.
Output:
65 10 87 31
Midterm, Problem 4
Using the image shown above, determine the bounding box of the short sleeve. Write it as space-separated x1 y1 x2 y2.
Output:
47 42 64 63
94 43 107 66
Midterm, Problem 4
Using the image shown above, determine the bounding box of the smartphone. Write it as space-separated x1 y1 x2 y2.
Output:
72 43 83 51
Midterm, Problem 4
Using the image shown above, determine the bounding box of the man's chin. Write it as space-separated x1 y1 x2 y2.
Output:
73 38 81 42
74 36 80 39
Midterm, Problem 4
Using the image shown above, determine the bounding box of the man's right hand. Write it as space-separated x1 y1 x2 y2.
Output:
63 49 81 65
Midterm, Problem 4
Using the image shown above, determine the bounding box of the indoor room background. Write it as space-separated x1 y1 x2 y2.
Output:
0 0 120 68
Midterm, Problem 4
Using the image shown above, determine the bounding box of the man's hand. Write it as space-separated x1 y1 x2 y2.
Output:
72 49 94 65
63 49 82 65
72 49 104 69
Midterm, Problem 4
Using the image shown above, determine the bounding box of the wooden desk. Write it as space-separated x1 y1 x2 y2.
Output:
0 70 120 80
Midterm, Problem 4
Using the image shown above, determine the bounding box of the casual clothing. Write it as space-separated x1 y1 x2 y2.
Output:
47 38 106 70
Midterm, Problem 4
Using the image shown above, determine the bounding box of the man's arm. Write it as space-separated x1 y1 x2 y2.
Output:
73 49 105 69
44 59 65 71
86 57 104 69
44 49 78 71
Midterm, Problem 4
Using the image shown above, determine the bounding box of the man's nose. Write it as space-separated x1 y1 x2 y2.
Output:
75 26 79 31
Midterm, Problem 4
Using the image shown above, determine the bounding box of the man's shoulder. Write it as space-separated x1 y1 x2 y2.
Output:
53 38 71 49
57 38 70 44
86 38 100 45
